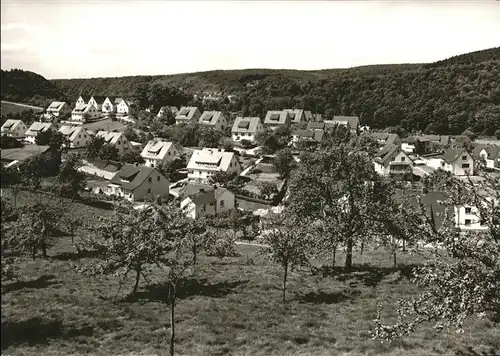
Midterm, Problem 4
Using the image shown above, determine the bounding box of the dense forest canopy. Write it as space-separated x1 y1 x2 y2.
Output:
2 47 499 135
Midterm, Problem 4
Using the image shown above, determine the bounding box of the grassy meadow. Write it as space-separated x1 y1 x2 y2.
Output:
1 101 43 115
1 190 499 356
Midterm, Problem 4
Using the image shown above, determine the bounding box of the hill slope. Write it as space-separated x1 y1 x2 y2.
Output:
1 69 67 107
5 47 500 135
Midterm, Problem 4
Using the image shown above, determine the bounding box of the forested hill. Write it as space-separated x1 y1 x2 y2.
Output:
5 47 500 135
1 69 67 106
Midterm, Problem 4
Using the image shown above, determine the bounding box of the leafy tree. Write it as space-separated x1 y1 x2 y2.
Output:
1 165 21 188
54 154 86 199
99 144 119 163
158 156 186 182
122 150 145 164
76 202 190 296
86 136 106 161
123 127 139 142
19 151 61 189
198 127 223 148
10 195 65 259
273 148 296 179
461 129 477 141
208 171 236 187
1 134 24 149
1 197 17 281
256 128 280 154
259 212 313 303
288 145 381 268
35 129 66 150
495 129 500 140
374 172 500 340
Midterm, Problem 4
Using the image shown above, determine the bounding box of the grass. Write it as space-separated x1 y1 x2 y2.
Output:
1 101 43 115
82 118 129 133
2 191 500 356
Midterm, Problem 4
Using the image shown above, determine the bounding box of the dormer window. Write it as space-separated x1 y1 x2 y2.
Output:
462 155 467 160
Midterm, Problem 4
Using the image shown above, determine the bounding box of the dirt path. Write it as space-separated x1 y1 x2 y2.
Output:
1 100 44 110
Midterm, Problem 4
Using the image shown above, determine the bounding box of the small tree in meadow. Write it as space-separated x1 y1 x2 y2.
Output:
76 202 190 296
259 212 312 303
10 195 65 259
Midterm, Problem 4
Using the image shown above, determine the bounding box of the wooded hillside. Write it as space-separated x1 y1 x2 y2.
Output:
2 47 499 135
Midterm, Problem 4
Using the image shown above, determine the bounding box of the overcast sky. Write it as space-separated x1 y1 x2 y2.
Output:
1 1 499 79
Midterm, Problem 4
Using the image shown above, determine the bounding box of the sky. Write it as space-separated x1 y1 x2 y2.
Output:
1 1 499 79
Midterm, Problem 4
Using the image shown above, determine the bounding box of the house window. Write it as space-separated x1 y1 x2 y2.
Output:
462 156 467 160
401 156 405 162
147 188 151 194
202 205 206 212
148 177 152 183
465 207 471 214
462 163 470 168
441 162 445 167
157 176 160 181
117 140 121 145
464 219 471 226
210 202 214 206
220 200 224 207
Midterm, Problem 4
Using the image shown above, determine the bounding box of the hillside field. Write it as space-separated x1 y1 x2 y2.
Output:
2 190 499 356
1 101 43 115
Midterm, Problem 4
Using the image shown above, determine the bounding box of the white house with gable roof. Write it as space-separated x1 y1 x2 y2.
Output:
24 122 53 144
45 101 71 118
231 117 263 143
140 139 182 168
186 148 242 182
58 125 92 148
95 131 133 155
1 120 27 138
198 111 227 131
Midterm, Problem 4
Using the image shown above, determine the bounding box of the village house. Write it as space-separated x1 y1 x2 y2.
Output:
440 147 475 176
88 96 107 111
476 146 500 169
369 132 401 148
1 119 27 138
116 99 135 116
101 97 123 116
187 147 242 182
175 106 201 125
198 111 228 131
58 125 92 149
283 109 306 124
95 131 133 156
45 101 71 118
24 122 53 144
76 95 90 107
373 144 414 178
157 106 179 117
291 129 324 146
231 117 263 143
106 164 169 202
180 184 235 219
140 139 182 168
264 110 292 130
401 135 450 154
324 116 360 133
71 104 101 122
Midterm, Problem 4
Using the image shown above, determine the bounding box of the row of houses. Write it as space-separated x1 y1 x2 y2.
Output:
43 96 135 123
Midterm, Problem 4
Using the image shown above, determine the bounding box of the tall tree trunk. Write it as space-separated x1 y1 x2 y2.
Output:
132 266 141 294
332 244 337 267
32 246 37 260
345 238 353 269
192 243 197 265
402 239 406 252
41 242 47 258
282 261 288 303
170 283 176 356
393 251 397 268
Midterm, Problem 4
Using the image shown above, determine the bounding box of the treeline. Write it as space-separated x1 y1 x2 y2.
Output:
8 47 500 136
1 69 66 107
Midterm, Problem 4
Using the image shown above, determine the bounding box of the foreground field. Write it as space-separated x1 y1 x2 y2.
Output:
1 101 43 115
2 193 499 356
